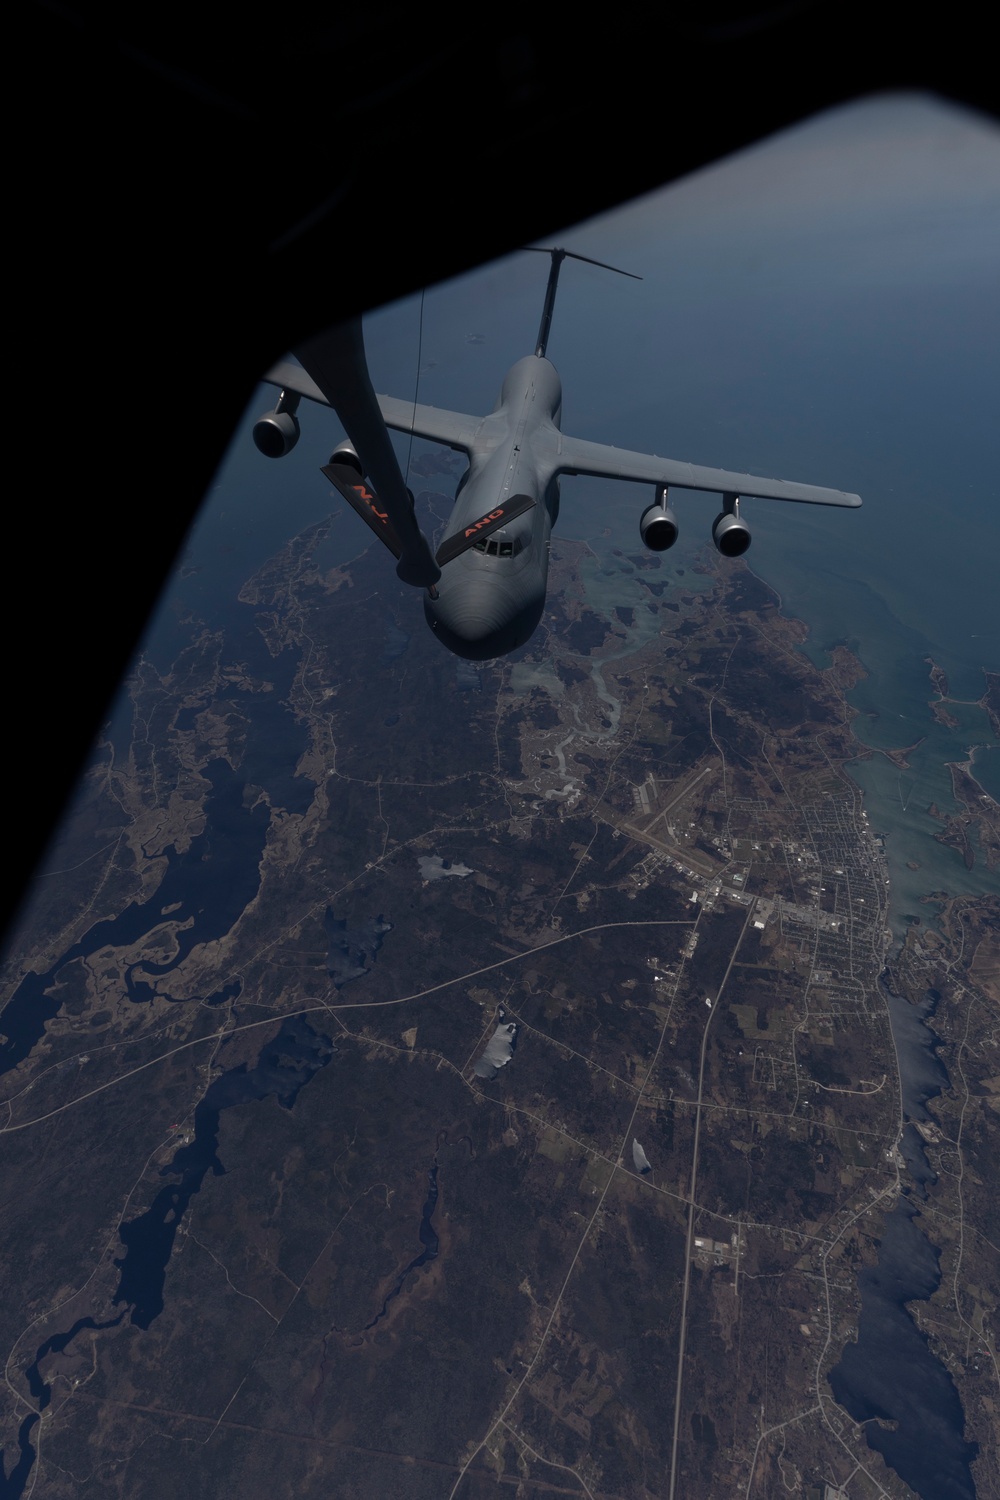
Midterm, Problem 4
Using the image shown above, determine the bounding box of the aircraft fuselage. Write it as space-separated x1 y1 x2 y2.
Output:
260 249 861 662
424 355 563 660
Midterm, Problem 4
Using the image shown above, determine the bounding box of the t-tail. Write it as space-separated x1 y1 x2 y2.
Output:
526 246 642 359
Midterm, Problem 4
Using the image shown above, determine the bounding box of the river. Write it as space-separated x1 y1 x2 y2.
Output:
826 979 978 1498
1 759 269 1079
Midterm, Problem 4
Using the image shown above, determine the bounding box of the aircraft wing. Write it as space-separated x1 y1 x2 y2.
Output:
264 359 481 455
554 432 861 507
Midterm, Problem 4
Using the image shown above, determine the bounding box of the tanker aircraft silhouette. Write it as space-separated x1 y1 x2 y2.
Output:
257 249 861 660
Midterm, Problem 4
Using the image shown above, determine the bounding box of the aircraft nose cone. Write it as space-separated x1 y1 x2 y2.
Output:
424 591 506 660
428 587 505 644
423 571 544 661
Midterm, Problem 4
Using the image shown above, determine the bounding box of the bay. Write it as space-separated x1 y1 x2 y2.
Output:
120 95 998 936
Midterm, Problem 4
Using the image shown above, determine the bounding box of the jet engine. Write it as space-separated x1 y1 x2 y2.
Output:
252 408 300 457
328 441 364 476
712 500 751 556
639 491 679 551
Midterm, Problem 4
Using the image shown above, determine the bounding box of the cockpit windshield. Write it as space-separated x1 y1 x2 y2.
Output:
472 535 523 557
4 95 996 1500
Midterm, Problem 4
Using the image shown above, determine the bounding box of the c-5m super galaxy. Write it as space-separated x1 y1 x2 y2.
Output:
255 249 861 660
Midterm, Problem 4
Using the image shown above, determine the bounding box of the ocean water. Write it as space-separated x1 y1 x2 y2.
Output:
361 94 1000 934
129 96 998 938
974 745 1000 801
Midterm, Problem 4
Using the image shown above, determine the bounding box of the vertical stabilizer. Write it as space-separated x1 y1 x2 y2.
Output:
527 246 642 359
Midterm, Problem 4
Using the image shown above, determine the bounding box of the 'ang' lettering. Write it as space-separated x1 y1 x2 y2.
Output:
464 508 504 539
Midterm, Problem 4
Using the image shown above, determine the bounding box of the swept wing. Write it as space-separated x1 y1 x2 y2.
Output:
264 359 481 455
265 360 858 508
552 431 861 507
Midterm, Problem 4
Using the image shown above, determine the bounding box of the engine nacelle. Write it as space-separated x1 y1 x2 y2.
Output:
328 441 364 476
253 409 300 458
639 501 679 552
712 508 751 556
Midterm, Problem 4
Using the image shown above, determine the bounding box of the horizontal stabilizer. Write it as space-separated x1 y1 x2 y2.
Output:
435 495 535 567
321 461 403 558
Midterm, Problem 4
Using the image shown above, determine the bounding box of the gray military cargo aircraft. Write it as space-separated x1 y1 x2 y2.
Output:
256 248 861 661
